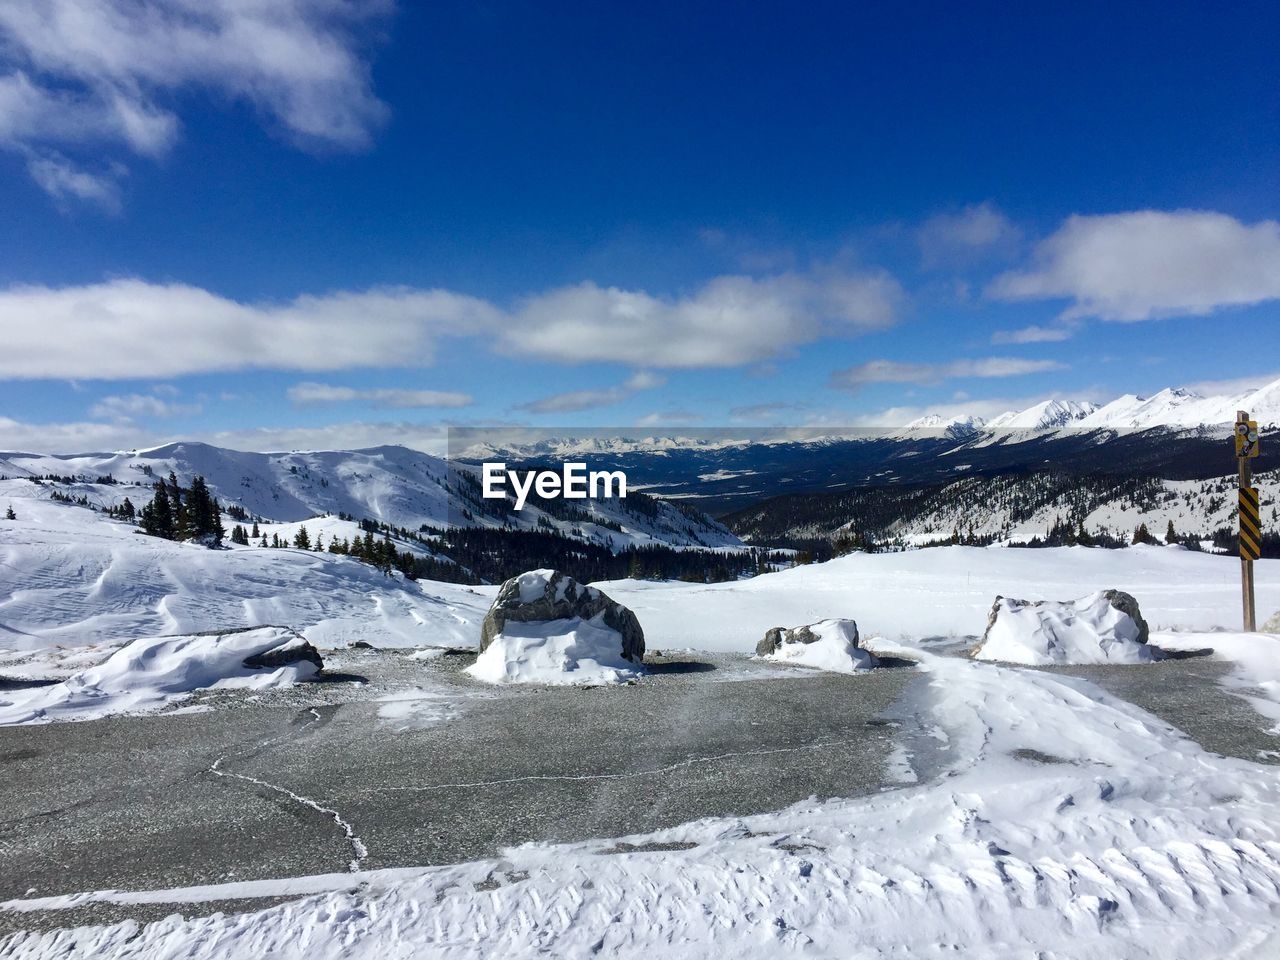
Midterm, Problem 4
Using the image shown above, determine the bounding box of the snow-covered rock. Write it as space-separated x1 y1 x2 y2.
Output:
972 590 1153 665
1263 609 1280 635
480 569 645 662
755 618 877 673
466 617 644 686
0 626 322 725
468 570 645 685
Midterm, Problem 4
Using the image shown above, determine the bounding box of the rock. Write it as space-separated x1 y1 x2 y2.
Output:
756 619 877 673
757 622 842 656
480 569 645 663
242 635 325 672
1098 589 1150 644
972 590 1152 665
1262 610 1280 635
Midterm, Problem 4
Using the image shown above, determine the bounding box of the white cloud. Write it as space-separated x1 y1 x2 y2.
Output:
516 371 665 414
1 270 905 379
990 322 1078 344
89 392 200 421
506 270 902 368
918 203 1021 269
0 279 501 379
0 415 459 457
1176 371 1280 398
989 210 1280 321
0 0 390 204
634 410 703 427
287 382 474 409
24 151 126 211
830 357 1065 393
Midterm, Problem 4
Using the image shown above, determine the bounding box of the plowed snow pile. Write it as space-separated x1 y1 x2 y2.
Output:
758 619 876 673
974 592 1155 665
0 627 319 725
466 618 643 685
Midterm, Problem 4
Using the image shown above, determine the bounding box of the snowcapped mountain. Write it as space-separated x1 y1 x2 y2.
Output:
987 399 1099 430
901 413 989 438
918 376 1280 434
0 442 742 550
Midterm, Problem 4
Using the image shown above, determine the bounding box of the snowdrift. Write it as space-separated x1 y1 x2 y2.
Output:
467 617 644 685
972 591 1155 665
0 627 321 725
756 619 877 673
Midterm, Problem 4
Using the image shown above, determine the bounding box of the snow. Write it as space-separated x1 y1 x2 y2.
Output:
10 634 1280 958
599 545 1279 651
0 627 317 725
0 480 489 652
757 619 876 673
8 484 1280 954
466 616 643 685
973 592 1153 664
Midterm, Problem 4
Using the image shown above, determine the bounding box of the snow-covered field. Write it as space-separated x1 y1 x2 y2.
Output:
4 485 1280 957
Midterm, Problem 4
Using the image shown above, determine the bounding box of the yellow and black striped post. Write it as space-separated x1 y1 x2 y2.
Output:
1236 410 1260 631
1240 486 1262 562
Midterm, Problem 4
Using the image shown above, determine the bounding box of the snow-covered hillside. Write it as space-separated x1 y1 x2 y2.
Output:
0 481 488 654
0 442 741 550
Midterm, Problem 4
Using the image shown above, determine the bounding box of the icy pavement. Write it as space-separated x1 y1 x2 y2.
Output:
0 648 919 935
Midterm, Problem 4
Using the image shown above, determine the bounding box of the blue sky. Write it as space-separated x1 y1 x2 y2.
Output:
3 0 1280 452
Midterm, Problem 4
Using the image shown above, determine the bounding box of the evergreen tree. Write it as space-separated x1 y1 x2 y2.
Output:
293 526 311 550
169 472 191 540
4 504 14 520
260 535 268 547
1132 522 1157 545
1165 519 1178 544
119 497 135 521
251 521 260 539
140 482 175 539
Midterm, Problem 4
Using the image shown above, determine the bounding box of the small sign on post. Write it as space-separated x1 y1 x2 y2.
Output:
1236 410 1260 631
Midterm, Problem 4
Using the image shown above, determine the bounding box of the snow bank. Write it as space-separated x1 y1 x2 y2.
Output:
466 617 643 685
0 627 320 725
973 591 1154 665
757 619 876 673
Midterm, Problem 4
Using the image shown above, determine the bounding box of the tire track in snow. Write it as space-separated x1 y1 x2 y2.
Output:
208 707 369 873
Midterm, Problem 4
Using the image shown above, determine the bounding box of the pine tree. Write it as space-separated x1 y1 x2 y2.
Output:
1132 522 1157 545
120 497 135 521
251 521 260 539
259 535 268 548
169 472 191 540
140 482 175 539
1165 519 1178 544
4 504 14 520
293 526 311 550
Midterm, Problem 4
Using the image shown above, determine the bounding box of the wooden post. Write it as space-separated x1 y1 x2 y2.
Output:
1238 410 1257 632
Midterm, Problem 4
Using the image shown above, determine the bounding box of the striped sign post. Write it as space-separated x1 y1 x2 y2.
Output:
1240 486 1262 561
1236 411 1261 631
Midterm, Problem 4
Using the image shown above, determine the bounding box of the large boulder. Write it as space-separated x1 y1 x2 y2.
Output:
756 619 877 673
972 590 1153 665
480 569 645 663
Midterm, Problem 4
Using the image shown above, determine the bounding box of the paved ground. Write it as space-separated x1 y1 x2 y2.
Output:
0 645 1276 938
0 649 920 935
